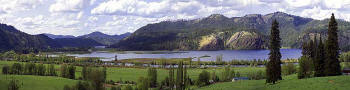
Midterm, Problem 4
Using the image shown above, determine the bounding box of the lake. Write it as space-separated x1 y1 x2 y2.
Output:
67 49 302 61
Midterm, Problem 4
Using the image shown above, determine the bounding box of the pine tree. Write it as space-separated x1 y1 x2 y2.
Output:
266 19 282 84
314 36 326 77
147 67 157 87
175 61 189 90
169 66 175 89
325 13 342 76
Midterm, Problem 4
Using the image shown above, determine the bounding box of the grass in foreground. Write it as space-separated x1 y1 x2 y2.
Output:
198 74 350 90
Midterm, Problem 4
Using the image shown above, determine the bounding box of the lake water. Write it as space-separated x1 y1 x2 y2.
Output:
67 49 302 61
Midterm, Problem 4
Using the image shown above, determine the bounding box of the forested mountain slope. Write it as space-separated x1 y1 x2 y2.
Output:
112 12 350 51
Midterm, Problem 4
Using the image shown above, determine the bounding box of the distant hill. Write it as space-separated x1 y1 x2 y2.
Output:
112 12 350 51
0 24 61 52
53 38 103 48
43 31 131 46
78 31 131 45
43 33 75 39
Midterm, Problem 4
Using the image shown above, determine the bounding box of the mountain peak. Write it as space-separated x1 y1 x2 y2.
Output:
207 14 227 19
244 14 263 18
43 33 75 39
89 31 105 35
265 11 291 17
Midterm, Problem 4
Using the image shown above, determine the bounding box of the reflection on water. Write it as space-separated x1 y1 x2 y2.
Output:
67 49 302 61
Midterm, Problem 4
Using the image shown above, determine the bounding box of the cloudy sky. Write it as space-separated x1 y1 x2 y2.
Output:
1 0 350 36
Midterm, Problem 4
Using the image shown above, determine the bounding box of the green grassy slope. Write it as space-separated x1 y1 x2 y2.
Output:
198 74 350 90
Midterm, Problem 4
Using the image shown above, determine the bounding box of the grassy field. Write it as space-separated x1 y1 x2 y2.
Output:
1 61 350 90
0 61 264 90
0 75 78 90
0 61 265 82
198 74 350 90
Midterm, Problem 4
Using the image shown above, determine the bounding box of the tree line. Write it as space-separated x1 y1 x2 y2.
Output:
266 14 342 84
2 63 56 76
298 14 342 79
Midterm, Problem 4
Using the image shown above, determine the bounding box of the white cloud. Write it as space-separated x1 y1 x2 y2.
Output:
77 11 83 19
322 0 350 9
0 0 44 13
91 0 171 17
88 16 98 22
49 0 90 13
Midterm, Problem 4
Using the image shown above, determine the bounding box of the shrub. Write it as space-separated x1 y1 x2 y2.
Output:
137 77 149 90
282 63 296 75
24 63 36 75
196 70 210 87
36 64 46 76
298 56 313 79
247 70 266 80
11 63 23 75
122 85 133 90
8 79 21 90
2 65 10 74
221 66 235 81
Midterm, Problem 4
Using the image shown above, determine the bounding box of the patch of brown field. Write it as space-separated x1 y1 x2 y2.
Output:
328 80 334 83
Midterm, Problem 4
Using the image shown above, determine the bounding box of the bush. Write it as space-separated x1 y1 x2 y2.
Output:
282 63 297 75
68 65 76 79
2 65 10 74
122 85 133 90
137 77 149 90
36 64 46 76
196 70 210 87
8 79 21 90
298 56 313 79
247 70 266 80
221 66 235 81
24 63 36 75
11 63 23 74
47 64 57 76
211 72 219 82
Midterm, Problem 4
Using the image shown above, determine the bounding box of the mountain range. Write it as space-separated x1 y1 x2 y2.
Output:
43 31 131 46
111 12 350 51
1 12 350 52
0 24 131 52
78 31 131 45
0 24 60 52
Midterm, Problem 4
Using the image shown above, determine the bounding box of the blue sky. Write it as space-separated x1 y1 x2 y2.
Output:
0 0 350 36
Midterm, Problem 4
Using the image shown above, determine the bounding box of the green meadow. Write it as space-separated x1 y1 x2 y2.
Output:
1 61 350 90
0 61 264 90
198 74 350 90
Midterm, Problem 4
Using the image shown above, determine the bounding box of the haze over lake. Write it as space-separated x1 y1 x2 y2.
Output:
67 49 302 61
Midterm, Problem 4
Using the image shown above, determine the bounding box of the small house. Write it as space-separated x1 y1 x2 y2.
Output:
94 46 106 48
343 68 350 75
232 77 249 82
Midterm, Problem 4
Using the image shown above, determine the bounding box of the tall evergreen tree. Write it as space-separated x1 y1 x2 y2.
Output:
314 36 326 77
325 13 342 76
266 19 282 84
147 67 157 87
175 61 189 90
169 66 175 89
